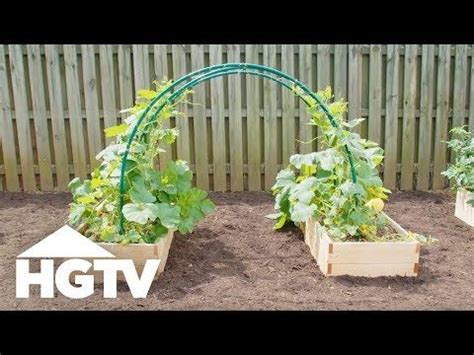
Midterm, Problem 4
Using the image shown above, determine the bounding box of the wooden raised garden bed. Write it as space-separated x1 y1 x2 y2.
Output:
301 214 420 277
455 188 474 227
71 230 174 283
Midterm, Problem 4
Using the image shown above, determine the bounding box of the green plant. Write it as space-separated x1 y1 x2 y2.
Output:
267 87 434 244
442 126 474 206
68 79 215 244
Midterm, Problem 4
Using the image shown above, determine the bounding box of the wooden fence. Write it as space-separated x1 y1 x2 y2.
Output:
0 44 473 193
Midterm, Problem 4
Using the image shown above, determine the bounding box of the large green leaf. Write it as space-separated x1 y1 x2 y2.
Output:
160 160 193 194
265 212 282 220
174 188 214 232
175 172 193 192
343 117 365 129
291 202 316 222
130 177 156 203
200 199 215 214
289 153 318 169
143 223 169 243
274 168 295 183
349 210 370 225
104 123 129 138
162 184 178 195
69 179 91 197
96 143 126 162
69 204 86 225
292 187 314 205
356 161 383 186
340 181 356 196
68 177 82 195
153 223 169 237
154 203 181 229
272 169 296 191
291 176 317 204
315 148 339 171
178 217 195 234
274 214 287 229
167 160 190 176
147 171 162 190
122 203 159 225
275 186 291 214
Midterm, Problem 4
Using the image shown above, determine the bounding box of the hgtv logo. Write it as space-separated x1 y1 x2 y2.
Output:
16 225 160 299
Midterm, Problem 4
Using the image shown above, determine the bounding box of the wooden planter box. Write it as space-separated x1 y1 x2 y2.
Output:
301 214 420 277
455 188 474 227
70 230 174 283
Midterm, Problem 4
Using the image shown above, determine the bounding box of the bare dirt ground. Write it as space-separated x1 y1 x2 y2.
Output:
0 191 472 310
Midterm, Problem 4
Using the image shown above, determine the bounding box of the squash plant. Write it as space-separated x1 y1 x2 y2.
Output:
442 126 474 206
267 87 432 243
68 79 215 244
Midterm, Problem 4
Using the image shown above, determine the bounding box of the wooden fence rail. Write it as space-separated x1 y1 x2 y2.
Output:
0 44 473 192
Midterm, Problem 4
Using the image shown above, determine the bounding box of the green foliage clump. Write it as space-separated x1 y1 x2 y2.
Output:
68 80 215 244
267 86 432 243
442 126 474 206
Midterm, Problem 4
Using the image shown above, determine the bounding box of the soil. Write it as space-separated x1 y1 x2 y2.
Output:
0 191 473 310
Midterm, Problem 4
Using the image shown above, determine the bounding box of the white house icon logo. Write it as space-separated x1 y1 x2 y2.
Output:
16 225 161 299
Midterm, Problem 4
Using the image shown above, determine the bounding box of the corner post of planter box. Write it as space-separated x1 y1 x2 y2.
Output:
455 188 474 226
117 63 359 235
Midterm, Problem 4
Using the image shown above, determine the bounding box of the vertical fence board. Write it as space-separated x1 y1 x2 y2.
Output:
63 45 87 180
368 45 382 144
172 45 190 163
470 44 474 133
0 45 20 191
45 45 70 191
27 45 54 191
298 45 313 154
263 45 278 190
452 45 468 162
281 44 295 164
228 45 244 191
209 45 227 191
400 45 418 190
348 44 362 134
417 45 435 191
118 45 133 119
317 44 331 150
433 45 452 190
132 45 150 92
384 45 400 189
81 45 103 169
8 45 36 191
190 45 209 190
453 45 468 130
154 45 172 171
334 45 348 102
245 45 261 191
100 45 118 144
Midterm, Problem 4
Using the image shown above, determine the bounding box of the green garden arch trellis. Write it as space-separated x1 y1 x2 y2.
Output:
118 63 359 234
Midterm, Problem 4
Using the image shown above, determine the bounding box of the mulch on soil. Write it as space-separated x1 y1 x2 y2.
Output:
0 190 472 310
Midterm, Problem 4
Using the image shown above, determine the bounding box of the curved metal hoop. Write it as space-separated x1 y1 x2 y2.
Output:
118 63 358 234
